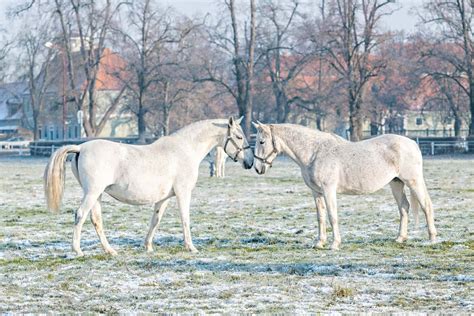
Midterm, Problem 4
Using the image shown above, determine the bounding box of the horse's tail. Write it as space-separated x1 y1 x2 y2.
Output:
44 145 81 213
410 190 420 228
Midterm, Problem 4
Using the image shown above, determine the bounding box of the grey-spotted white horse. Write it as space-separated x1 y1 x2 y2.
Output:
44 117 253 256
252 122 437 250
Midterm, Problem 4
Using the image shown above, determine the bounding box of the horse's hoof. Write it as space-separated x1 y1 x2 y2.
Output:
429 235 437 243
74 250 84 257
330 243 340 251
145 244 153 253
314 241 326 249
106 249 118 256
187 246 199 253
395 236 407 243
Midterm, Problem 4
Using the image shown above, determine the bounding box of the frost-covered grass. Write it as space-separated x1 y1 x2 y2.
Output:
0 156 473 313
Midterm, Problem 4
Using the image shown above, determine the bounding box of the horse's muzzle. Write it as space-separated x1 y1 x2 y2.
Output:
254 165 266 175
243 159 253 169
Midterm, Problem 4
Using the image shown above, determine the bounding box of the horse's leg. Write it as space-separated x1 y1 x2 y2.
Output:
323 188 341 250
144 198 171 252
72 192 101 256
389 179 410 243
312 191 327 249
90 198 117 255
406 178 437 242
220 151 226 178
220 159 225 178
176 190 198 253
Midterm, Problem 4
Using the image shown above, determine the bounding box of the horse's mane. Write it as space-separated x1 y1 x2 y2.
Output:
171 119 228 137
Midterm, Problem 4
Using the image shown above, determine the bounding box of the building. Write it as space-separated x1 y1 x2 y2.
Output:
0 82 30 139
3 38 135 141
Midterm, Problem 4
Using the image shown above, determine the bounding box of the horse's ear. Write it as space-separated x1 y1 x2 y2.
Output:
236 116 244 124
251 121 260 130
228 116 235 127
257 121 271 133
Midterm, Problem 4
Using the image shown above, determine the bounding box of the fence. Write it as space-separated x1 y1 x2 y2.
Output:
415 138 471 156
362 129 470 138
28 137 155 157
0 141 30 156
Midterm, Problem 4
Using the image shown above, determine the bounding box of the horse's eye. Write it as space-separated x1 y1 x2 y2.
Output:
236 135 243 140
259 140 265 144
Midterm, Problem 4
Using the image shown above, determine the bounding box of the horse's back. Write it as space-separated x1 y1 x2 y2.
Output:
315 134 421 194
359 134 422 166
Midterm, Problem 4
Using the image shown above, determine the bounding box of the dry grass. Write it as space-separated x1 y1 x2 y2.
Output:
0 156 473 313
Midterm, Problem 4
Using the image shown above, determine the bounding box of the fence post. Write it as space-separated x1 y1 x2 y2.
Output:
431 142 435 155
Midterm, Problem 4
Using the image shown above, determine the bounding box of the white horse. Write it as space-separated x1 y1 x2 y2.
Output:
252 122 437 250
215 146 227 178
207 146 227 178
44 117 253 256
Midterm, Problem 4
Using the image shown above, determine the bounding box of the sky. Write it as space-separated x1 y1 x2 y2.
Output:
160 0 426 32
0 0 425 33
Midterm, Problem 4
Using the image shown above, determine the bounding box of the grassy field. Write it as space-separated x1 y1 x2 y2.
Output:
0 156 472 313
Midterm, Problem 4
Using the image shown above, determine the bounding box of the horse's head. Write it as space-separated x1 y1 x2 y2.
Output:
223 116 254 169
252 121 278 175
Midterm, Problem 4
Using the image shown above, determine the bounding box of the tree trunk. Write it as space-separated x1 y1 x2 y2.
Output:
82 106 94 137
162 81 170 136
137 101 147 144
470 79 474 135
163 106 170 136
33 112 39 141
348 86 364 141
316 115 322 131
244 105 252 137
370 122 379 136
454 115 462 137
275 89 290 123
349 114 363 141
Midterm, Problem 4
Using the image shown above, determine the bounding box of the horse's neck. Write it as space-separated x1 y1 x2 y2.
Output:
172 121 226 162
274 125 336 167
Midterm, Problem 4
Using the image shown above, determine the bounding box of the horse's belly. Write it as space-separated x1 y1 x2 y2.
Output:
338 185 381 195
338 171 396 195
105 182 173 205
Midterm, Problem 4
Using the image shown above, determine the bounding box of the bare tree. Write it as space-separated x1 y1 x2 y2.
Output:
113 0 194 141
145 26 198 137
420 0 474 135
323 0 395 140
199 0 256 135
54 0 126 137
0 32 12 83
16 9 56 140
421 74 469 136
258 0 313 123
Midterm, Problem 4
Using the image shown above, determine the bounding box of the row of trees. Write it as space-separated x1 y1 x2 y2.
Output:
2 0 473 140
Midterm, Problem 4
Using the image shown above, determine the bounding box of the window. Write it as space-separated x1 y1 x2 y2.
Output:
416 117 423 126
